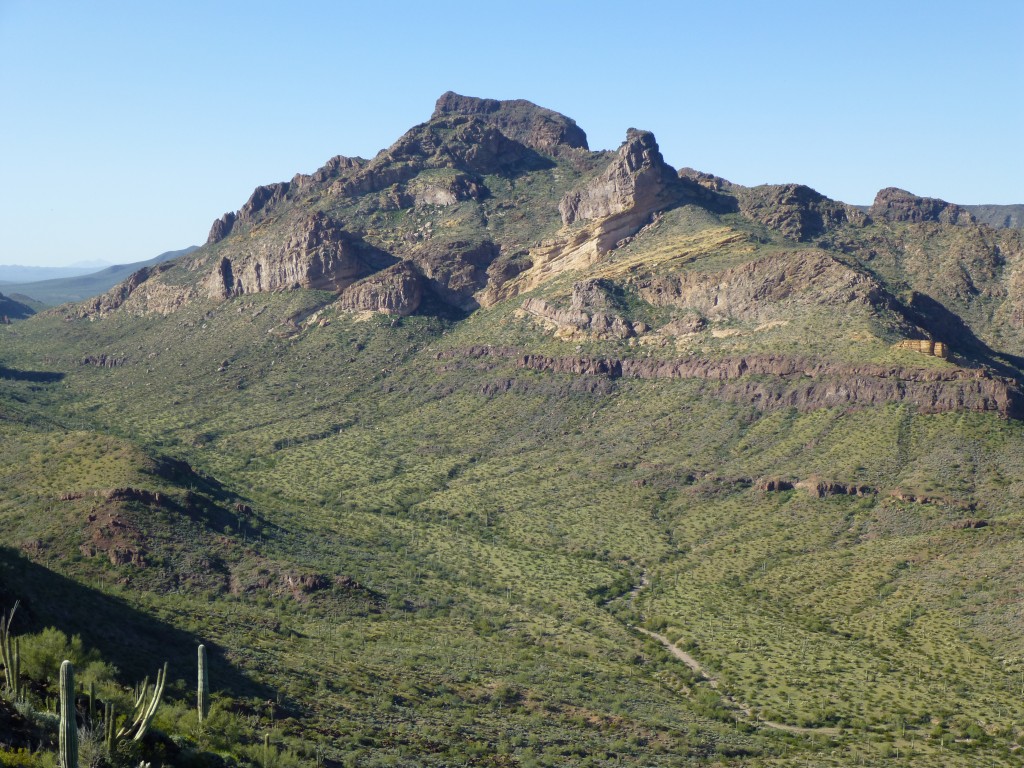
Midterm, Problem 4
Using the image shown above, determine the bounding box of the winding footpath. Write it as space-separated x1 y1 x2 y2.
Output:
621 572 840 737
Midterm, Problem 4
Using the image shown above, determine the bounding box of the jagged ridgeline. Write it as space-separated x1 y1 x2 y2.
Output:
4 93 1024 766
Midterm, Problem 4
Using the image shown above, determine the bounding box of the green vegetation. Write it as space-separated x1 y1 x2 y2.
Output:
3 97 1024 766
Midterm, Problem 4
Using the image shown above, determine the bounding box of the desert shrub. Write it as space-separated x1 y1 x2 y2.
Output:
19 628 100 683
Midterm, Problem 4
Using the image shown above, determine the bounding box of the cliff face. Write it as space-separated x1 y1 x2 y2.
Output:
441 347 1022 419
204 213 372 299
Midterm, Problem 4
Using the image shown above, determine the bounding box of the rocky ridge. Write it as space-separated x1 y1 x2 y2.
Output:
439 346 1022 418
50 92 1024 418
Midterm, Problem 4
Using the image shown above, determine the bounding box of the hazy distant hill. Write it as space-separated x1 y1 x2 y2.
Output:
0 291 39 320
966 204 1024 229
3 246 198 305
0 264 101 284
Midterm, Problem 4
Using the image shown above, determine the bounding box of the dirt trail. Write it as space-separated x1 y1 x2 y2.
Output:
627 593 839 737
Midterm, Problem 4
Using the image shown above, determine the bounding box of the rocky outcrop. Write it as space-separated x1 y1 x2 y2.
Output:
207 182 293 244
309 154 366 184
333 117 547 202
734 184 865 241
408 239 499 309
403 172 485 208
869 187 974 226
203 212 370 299
560 129 680 228
661 315 708 335
757 478 795 492
81 354 127 368
520 297 644 340
207 212 237 244
795 478 874 498
638 251 895 323
893 339 948 359
439 346 1023 418
950 518 988 529
758 477 872 496
70 262 183 317
336 261 424 315
432 91 589 153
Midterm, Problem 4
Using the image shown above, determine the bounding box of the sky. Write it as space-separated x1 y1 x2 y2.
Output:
1 1 1021 267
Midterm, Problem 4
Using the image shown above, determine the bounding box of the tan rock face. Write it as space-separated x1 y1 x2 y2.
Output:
336 262 424 316
559 129 679 227
204 212 370 299
894 339 948 359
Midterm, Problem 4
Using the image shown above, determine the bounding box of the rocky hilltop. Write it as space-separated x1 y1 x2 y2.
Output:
56 92 1024 416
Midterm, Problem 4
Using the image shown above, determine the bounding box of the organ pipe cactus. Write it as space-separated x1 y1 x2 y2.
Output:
197 644 209 725
117 662 167 741
59 660 78 768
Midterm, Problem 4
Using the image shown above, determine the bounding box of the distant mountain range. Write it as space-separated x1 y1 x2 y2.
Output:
0 246 198 306
0 264 105 283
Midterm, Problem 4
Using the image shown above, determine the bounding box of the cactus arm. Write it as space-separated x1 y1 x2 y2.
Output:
132 661 167 741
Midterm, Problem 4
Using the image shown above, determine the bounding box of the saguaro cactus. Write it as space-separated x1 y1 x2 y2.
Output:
59 660 79 768
197 644 209 725
1 601 20 700
104 702 116 756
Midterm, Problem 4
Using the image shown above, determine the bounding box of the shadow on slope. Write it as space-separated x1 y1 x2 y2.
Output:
0 545 272 700
907 292 1024 381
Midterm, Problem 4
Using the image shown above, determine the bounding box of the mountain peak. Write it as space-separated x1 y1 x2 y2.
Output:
431 91 589 153
869 186 974 226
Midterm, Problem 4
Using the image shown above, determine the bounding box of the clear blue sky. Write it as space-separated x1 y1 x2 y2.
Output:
1 0 1021 267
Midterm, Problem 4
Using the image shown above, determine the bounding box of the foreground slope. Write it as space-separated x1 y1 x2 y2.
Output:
3 94 1024 766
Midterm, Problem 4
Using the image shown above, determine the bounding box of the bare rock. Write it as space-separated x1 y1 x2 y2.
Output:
661 315 707 335
950 518 989 529
408 239 499 309
869 187 974 226
521 297 637 340
735 184 864 241
337 261 424 316
444 347 1023 418
207 212 237 244
638 251 894 323
570 279 620 311
559 129 680 227
795 477 874 498
432 91 589 153
204 212 371 299
893 339 949 359
757 477 795 492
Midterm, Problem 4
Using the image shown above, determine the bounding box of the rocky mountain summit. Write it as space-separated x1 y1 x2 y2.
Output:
58 92 1024 415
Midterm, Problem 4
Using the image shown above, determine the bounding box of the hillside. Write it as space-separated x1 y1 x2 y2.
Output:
2 247 198 306
2 93 1024 767
0 292 38 321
